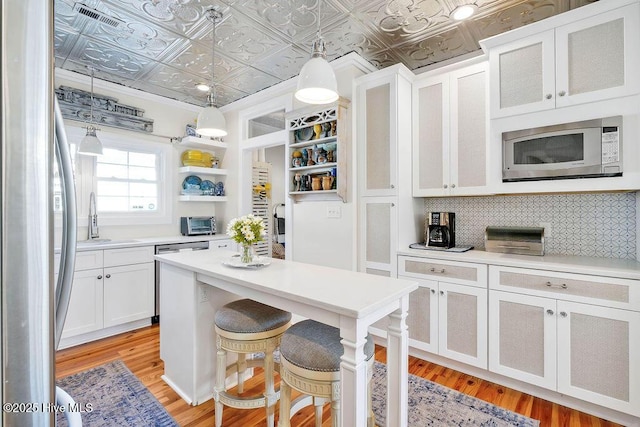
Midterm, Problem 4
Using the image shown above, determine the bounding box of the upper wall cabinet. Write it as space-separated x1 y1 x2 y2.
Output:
482 0 640 119
413 62 490 197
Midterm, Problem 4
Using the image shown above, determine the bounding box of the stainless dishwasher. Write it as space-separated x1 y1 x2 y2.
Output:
153 240 210 323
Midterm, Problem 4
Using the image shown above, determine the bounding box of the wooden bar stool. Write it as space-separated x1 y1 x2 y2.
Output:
277 319 375 427
214 299 292 427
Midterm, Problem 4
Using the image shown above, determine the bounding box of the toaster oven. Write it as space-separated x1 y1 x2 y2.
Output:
180 216 216 236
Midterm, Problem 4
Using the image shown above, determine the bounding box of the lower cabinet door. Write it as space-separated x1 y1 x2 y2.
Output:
103 262 154 328
61 268 104 338
557 300 640 417
403 277 438 354
438 282 487 369
488 290 557 390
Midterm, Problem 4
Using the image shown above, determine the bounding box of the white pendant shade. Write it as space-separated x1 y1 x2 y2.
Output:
78 126 103 156
295 56 339 104
196 105 227 137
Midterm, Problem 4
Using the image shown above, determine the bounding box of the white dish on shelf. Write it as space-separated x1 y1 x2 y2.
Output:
222 256 271 269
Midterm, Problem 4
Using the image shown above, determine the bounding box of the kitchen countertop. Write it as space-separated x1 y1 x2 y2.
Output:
57 234 231 253
398 248 640 280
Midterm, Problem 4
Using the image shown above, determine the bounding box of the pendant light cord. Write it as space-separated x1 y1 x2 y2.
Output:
207 8 221 107
89 67 94 126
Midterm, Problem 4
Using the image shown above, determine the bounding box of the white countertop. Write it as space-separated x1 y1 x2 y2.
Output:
398 248 640 280
68 234 231 252
155 248 418 319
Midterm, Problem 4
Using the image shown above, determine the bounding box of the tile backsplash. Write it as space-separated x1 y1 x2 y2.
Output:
424 193 637 259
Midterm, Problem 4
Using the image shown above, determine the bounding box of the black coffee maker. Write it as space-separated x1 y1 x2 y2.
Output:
425 212 455 248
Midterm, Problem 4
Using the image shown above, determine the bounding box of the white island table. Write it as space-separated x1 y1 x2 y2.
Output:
155 249 418 427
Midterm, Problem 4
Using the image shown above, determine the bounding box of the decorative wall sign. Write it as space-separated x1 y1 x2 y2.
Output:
55 85 154 133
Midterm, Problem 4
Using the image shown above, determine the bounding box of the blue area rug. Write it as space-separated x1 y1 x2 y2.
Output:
372 362 540 427
56 360 177 427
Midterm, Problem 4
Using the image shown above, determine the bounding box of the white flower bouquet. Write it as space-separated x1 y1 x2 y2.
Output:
226 215 265 263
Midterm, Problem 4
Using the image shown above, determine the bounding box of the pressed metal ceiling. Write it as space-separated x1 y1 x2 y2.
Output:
54 0 596 107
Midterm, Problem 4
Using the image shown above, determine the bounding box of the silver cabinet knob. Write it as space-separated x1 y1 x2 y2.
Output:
440 290 445 296
558 90 566 97
451 184 456 188
390 184 395 189
545 94 553 99
443 184 448 189
560 311 568 318
97 275 103 280
546 309 554 316
430 289 436 294
106 274 111 279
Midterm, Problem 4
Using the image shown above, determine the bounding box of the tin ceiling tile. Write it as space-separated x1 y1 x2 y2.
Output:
54 0 596 106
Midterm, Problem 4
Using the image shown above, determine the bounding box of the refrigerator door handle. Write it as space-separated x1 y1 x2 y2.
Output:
54 98 78 349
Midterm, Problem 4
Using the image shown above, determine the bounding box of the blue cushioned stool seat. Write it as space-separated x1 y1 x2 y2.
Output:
215 299 292 333
280 319 374 372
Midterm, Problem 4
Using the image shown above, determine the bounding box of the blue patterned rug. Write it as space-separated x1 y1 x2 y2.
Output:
372 362 540 427
56 360 177 427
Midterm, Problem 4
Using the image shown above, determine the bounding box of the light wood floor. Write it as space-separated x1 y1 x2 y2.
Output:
55 325 622 427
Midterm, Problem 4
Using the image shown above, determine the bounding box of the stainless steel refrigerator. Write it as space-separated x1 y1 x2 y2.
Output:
2 1 79 425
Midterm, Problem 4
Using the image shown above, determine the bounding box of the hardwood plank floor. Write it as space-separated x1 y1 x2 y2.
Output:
55 325 622 427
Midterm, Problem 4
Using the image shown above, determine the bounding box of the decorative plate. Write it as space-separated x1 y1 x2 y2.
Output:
182 175 202 190
200 180 215 194
222 256 271 269
295 127 314 143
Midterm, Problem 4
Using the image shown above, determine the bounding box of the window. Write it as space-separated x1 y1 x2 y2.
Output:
60 125 173 226
96 148 159 212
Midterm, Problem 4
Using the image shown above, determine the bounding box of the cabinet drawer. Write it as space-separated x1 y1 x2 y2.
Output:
74 250 104 271
489 266 640 311
104 246 153 267
399 256 487 288
210 239 236 251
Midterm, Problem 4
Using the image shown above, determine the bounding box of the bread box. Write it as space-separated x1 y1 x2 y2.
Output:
484 226 545 256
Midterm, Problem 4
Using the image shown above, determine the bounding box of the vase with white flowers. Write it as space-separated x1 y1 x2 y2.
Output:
226 214 265 263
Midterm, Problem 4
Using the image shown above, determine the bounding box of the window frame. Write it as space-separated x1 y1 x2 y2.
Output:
63 125 173 227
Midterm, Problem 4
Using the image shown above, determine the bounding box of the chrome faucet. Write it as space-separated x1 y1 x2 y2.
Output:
88 192 99 240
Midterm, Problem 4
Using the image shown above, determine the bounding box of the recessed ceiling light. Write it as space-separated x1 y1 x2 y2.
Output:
195 83 210 92
451 4 477 21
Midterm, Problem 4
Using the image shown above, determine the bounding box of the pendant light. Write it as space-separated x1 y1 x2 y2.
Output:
196 7 227 137
295 1 339 104
78 67 104 156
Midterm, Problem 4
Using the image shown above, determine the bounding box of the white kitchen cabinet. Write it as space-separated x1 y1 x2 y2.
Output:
398 256 488 369
361 197 397 277
59 246 154 343
489 266 640 417
61 268 104 338
355 65 417 276
413 61 490 197
484 0 640 118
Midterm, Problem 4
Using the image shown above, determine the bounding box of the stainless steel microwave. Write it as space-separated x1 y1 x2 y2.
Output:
502 116 622 182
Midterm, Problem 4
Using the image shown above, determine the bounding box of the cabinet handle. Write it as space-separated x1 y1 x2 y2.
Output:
106 274 111 279
545 281 568 289
217 244 228 248
390 184 395 189
430 289 436 294
558 90 566 97
97 275 103 280
451 184 456 188
429 267 445 274
546 309 554 316
440 290 445 296
545 94 553 99
443 184 448 189
560 311 568 318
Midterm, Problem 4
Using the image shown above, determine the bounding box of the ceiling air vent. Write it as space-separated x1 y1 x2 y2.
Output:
73 2 124 28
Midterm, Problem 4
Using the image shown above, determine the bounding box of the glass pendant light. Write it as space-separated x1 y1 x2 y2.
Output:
196 7 227 138
78 67 104 156
295 1 338 105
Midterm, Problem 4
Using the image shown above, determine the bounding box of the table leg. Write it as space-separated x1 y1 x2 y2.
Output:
386 296 409 427
339 319 369 427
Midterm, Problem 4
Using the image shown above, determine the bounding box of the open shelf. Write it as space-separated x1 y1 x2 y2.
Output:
178 195 228 202
178 136 228 151
178 166 228 176
289 135 337 149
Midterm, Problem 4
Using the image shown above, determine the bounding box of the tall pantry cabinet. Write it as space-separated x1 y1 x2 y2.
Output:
355 64 419 277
